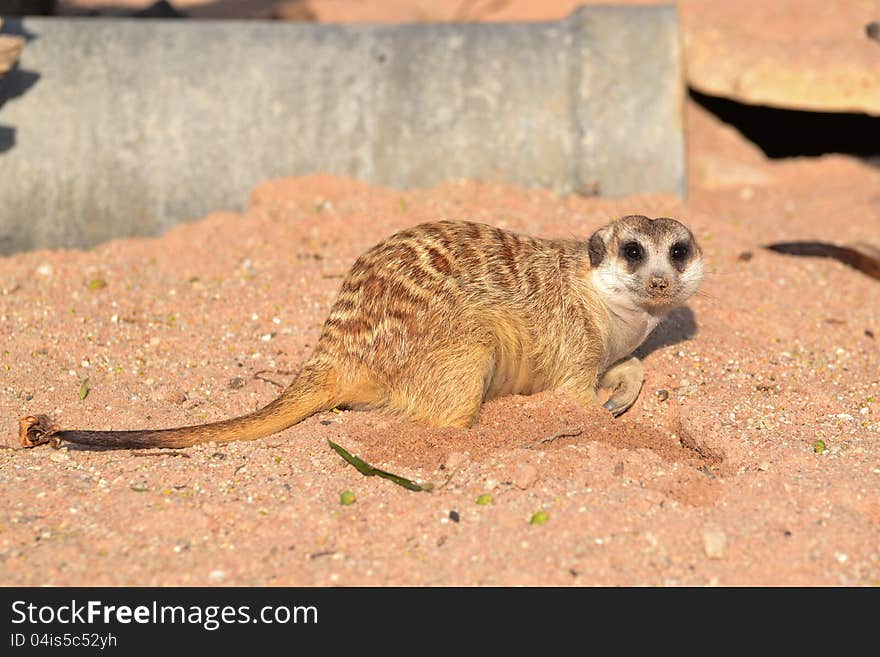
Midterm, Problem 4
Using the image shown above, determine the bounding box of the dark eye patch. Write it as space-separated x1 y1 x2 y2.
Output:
670 243 689 261
621 241 644 262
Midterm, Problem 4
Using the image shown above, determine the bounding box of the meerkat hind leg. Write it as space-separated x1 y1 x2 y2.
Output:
559 374 600 410
599 356 645 417
391 346 494 428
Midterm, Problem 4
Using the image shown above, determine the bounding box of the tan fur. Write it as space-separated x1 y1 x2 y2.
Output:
19 217 702 449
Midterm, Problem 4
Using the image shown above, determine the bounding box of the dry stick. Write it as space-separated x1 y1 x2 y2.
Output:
253 370 293 389
531 428 584 448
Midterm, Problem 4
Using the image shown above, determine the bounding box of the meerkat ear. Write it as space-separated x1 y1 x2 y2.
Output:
588 225 612 267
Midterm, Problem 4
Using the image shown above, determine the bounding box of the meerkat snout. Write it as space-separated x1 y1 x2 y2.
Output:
649 275 669 290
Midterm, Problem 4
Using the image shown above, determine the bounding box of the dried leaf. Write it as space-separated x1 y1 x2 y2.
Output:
328 440 433 492
77 377 90 400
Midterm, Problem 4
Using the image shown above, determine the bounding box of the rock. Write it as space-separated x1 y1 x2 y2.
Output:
513 464 538 490
683 0 880 115
165 389 187 405
701 527 728 559
444 452 469 471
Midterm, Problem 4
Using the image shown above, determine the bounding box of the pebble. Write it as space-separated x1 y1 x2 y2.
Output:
444 452 469 470
701 528 727 559
513 464 538 490
208 570 226 582
165 390 187 404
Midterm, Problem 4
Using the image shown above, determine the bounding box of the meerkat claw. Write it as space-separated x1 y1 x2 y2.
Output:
603 398 631 417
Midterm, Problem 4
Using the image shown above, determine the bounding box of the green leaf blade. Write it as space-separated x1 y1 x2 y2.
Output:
328 440 433 492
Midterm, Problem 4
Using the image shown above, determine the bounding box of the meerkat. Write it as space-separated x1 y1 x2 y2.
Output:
19 215 703 450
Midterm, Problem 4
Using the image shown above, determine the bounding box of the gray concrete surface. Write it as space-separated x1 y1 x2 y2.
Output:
0 8 684 254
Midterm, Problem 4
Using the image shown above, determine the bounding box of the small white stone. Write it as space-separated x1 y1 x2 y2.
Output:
36 263 53 276
701 528 727 559
208 570 226 581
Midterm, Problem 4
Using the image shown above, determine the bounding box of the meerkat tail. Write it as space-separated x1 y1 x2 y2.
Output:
19 365 339 450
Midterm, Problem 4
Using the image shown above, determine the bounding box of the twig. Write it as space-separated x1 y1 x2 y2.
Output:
531 428 583 448
253 370 293 389
131 451 191 458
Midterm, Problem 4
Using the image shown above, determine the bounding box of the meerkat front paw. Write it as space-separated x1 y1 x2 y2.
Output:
599 356 645 417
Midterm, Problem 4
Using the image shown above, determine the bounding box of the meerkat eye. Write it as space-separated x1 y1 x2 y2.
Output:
622 242 643 262
670 243 689 261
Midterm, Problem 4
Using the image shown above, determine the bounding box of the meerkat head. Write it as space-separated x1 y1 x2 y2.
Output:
587 215 703 313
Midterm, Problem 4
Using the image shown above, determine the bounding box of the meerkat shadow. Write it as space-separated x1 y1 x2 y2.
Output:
635 306 698 359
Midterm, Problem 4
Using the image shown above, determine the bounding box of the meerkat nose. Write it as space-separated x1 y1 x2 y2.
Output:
649 275 669 290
